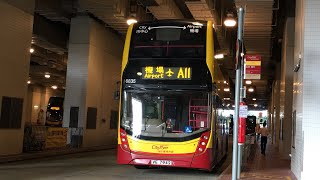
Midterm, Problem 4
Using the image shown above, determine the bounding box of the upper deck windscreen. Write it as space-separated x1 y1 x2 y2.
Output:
129 21 206 58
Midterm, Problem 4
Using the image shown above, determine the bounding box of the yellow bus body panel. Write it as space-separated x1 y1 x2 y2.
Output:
118 24 134 145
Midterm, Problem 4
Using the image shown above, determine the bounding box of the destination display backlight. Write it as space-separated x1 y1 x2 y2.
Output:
141 66 192 80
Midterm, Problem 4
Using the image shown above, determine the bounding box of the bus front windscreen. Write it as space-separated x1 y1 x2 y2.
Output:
120 90 211 140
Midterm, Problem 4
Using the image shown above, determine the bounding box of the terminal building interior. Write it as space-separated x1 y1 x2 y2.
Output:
0 0 319 179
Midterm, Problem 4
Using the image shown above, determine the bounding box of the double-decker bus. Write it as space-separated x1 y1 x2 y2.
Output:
117 20 229 171
45 96 64 127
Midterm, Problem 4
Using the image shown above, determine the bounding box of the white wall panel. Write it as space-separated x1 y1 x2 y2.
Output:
292 0 320 179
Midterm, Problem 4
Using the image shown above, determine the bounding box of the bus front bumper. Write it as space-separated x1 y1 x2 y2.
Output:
117 145 213 171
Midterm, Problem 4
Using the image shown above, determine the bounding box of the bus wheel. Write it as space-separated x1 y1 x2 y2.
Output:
134 165 149 169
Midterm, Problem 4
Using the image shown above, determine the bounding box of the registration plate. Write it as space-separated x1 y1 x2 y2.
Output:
150 160 173 166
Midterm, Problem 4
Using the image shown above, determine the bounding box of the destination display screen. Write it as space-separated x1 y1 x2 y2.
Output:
129 21 206 58
141 66 192 80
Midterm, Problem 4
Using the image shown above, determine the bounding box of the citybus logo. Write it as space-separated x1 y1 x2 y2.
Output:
152 145 169 150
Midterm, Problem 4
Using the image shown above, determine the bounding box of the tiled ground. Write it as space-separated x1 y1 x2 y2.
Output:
219 142 297 180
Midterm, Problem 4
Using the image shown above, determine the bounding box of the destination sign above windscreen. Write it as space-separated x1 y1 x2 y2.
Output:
135 24 203 34
141 66 192 80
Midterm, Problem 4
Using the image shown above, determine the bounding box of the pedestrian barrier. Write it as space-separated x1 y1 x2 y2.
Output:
241 133 256 168
23 125 75 152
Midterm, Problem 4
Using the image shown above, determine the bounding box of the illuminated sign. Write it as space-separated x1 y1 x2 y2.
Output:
141 66 192 80
244 55 261 79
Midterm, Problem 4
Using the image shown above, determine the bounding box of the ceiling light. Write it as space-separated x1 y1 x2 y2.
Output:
248 87 254 92
252 98 256 101
224 88 230 92
51 85 57 89
127 17 137 25
224 97 230 100
137 72 142 76
245 80 252 85
223 81 227 84
212 24 215 28
232 105 235 108
254 104 258 107
224 13 236 27
30 48 34 53
214 54 224 59
27 80 31 84
44 74 51 78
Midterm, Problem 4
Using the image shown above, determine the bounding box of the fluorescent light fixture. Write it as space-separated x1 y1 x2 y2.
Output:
224 88 230 92
224 97 230 100
232 105 235 108
127 17 137 25
214 54 224 59
44 74 51 78
248 87 254 92
245 80 252 85
252 98 257 101
30 48 34 53
51 85 57 89
254 104 258 107
33 105 39 109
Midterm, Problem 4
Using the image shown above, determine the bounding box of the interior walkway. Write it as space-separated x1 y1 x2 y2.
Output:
219 139 297 180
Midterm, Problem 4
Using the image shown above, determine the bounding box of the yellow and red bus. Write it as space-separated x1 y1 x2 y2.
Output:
117 20 229 171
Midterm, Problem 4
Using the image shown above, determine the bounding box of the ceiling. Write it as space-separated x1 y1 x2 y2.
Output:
28 0 289 110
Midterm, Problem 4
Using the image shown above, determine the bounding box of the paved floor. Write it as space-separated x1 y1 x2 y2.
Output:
0 149 231 180
219 142 297 180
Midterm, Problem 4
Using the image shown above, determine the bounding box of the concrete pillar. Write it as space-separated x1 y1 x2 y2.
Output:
273 64 281 148
0 1 34 155
292 0 320 179
279 18 294 159
63 15 123 147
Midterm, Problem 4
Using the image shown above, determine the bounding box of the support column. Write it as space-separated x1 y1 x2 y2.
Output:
279 18 294 159
292 0 320 179
272 65 281 148
63 15 123 147
0 1 34 155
